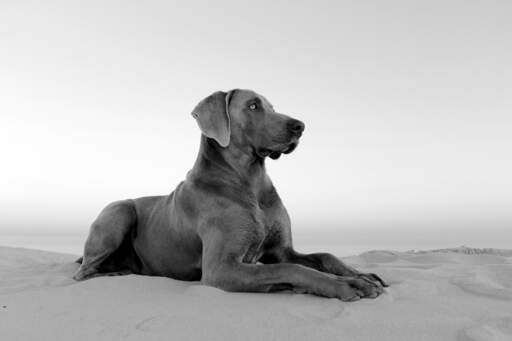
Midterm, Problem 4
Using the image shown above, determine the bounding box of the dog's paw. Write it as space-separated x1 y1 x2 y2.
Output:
356 272 389 288
334 276 384 300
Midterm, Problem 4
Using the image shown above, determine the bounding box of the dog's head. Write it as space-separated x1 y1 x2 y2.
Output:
192 89 304 160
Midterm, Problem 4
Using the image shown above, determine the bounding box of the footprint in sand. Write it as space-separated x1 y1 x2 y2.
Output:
458 317 512 341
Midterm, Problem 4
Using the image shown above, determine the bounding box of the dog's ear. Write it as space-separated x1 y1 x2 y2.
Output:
191 90 235 148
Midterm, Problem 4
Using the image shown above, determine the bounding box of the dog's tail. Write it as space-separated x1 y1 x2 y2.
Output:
75 256 83 264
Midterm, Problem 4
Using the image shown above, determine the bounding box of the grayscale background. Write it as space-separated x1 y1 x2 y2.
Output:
1 0 511 255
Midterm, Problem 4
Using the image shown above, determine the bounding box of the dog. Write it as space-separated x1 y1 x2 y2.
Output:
74 89 387 301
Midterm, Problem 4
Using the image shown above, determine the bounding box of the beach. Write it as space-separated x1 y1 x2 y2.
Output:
1 245 511 341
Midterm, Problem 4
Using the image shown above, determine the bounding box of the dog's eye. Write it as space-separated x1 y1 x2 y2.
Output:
248 103 258 111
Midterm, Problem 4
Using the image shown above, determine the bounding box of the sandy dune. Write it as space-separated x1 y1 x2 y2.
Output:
1 246 511 341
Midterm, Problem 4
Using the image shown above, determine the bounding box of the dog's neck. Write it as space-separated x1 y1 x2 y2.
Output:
189 135 269 193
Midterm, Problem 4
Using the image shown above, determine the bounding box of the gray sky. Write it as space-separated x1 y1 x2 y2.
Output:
1 1 511 246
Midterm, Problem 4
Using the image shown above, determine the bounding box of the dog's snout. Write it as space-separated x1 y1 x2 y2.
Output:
288 119 305 135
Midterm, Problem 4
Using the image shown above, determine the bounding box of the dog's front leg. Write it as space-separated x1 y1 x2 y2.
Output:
283 249 388 288
202 261 383 301
200 228 380 300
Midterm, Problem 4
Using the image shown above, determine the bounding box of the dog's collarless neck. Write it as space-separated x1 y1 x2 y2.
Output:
190 135 268 190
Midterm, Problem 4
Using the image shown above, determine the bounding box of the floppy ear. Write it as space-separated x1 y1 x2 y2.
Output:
191 90 234 147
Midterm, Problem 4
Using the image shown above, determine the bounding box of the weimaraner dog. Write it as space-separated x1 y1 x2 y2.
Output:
74 89 388 301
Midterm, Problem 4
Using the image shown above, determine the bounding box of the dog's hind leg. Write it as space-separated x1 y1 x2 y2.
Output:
73 200 136 281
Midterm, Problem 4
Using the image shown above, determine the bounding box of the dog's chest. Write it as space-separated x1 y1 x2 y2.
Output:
242 186 286 264
242 215 283 264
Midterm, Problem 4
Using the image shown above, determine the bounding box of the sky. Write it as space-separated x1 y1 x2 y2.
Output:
1 1 511 249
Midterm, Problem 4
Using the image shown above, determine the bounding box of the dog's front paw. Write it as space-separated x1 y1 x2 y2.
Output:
334 276 384 300
356 272 389 288
351 276 384 298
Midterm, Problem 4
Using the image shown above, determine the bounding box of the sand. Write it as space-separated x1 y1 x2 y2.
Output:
1 246 511 341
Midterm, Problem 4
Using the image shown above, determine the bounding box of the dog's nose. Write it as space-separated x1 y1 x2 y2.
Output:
288 119 305 135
